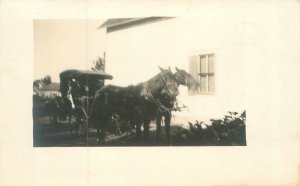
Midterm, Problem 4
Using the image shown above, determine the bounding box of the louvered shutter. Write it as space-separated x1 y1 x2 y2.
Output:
208 54 215 92
189 55 199 94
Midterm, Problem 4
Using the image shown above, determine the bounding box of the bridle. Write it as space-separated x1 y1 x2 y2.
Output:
175 71 199 91
159 72 178 97
141 72 178 113
174 71 189 87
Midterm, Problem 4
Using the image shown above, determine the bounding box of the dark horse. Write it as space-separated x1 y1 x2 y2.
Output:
174 67 199 93
89 67 179 142
143 67 200 143
137 67 194 143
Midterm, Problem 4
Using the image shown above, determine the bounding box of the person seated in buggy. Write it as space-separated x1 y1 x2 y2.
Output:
60 81 75 120
59 69 113 122
61 78 81 104
69 79 81 105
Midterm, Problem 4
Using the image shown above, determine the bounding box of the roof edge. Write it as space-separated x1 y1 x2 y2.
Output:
98 17 175 32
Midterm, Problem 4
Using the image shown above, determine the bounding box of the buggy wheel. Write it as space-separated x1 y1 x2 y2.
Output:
69 113 77 135
75 107 88 140
69 114 78 135
78 122 88 139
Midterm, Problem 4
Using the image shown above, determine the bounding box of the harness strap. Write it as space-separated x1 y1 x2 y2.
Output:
159 73 174 96
141 82 170 113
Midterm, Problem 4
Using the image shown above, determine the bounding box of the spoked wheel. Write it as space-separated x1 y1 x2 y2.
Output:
78 121 88 139
68 113 77 135
74 107 88 140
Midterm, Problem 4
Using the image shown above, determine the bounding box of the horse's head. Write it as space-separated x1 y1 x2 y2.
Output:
174 67 199 93
158 66 179 98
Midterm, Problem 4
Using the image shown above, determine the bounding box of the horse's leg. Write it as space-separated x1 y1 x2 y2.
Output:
58 107 63 125
54 111 59 125
136 121 142 140
68 114 73 134
133 110 142 140
98 128 106 143
130 120 135 134
164 112 171 145
50 114 54 126
96 118 103 143
49 109 53 125
126 120 132 135
96 128 101 142
156 111 162 140
143 119 151 139
114 120 121 136
96 121 104 142
96 117 107 143
50 107 55 125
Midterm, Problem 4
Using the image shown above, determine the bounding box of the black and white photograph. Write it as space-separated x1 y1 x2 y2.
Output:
33 18 246 147
1 1 300 186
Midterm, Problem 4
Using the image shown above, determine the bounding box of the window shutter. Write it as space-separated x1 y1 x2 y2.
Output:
189 55 199 94
208 54 215 92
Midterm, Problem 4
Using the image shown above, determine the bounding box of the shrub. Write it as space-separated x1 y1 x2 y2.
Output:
172 111 246 146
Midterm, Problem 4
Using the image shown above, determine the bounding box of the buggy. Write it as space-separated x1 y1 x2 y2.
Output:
58 69 113 138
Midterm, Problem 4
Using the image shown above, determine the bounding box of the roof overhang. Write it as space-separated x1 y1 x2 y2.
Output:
99 17 174 33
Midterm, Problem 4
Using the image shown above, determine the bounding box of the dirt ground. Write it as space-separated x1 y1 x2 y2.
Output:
33 116 188 147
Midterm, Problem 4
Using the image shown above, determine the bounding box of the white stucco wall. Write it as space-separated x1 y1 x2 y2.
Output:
104 16 248 123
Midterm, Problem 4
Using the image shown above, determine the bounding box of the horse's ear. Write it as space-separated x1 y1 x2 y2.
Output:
167 66 173 73
175 67 180 72
158 66 165 72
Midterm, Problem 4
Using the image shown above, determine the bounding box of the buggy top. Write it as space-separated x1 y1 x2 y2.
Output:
59 69 113 96
60 69 113 80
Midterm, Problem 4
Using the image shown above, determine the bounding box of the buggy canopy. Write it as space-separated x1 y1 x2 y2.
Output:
59 69 113 81
59 69 113 96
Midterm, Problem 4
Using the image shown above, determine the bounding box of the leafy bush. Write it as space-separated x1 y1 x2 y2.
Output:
172 111 246 146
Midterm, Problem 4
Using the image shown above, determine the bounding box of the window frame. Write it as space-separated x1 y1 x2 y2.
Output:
198 53 215 95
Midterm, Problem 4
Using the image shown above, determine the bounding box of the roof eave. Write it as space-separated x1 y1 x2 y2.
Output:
99 17 174 33
98 18 144 29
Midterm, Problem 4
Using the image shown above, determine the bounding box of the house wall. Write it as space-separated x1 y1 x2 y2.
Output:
104 16 247 123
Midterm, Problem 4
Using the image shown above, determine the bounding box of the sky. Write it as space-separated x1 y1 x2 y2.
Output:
34 19 106 82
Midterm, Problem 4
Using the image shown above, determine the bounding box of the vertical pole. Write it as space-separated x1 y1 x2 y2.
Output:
103 52 106 86
103 52 106 72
